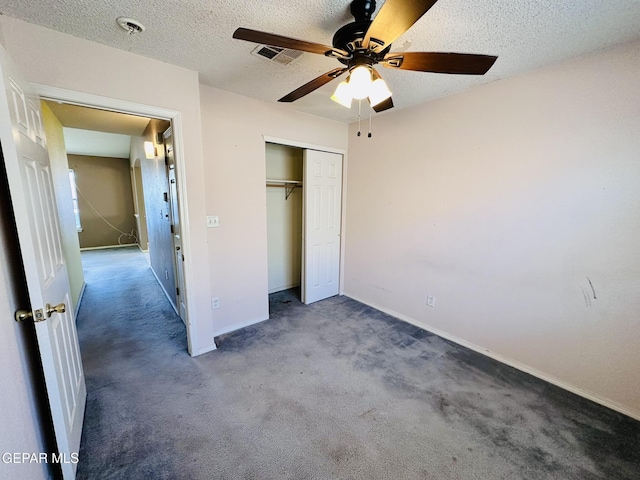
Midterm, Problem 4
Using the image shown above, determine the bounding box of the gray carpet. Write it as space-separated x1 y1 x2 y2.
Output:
76 247 640 479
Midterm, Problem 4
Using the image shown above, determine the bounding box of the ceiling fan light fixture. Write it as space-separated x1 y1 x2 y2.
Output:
348 65 373 100
368 78 392 107
331 81 353 108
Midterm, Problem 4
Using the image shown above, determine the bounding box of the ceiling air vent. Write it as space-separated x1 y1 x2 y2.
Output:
251 45 303 65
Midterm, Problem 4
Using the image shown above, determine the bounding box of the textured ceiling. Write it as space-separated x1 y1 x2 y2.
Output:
4 1 640 123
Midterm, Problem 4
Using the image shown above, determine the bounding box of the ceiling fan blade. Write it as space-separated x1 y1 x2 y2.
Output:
382 52 498 74
233 28 348 57
363 0 439 52
372 97 394 113
279 68 348 103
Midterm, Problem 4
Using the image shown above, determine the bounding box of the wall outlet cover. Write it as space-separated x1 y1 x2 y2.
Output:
206 215 220 228
427 295 436 307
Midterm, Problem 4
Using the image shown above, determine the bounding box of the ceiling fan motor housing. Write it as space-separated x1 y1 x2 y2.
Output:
333 0 391 68
332 21 391 67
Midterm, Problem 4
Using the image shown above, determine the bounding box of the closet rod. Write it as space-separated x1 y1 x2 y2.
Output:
266 179 302 185
266 180 302 200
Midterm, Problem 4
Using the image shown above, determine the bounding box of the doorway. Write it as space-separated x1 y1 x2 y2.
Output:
265 141 344 305
37 92 193 352
266 143 303 296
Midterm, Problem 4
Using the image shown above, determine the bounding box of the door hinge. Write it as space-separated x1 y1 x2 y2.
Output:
182 254 185 261
176 287 180 296
170 224 174 234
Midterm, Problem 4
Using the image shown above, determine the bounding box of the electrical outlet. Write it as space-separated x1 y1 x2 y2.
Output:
206 215 220 228
211 297 220 310
427 295 436 308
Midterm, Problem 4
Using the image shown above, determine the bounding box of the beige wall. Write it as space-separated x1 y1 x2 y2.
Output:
344 39 640 418
0 16 213 354
69 155 137 249
41 102 84 310
266 143 303 293
200 85 348 336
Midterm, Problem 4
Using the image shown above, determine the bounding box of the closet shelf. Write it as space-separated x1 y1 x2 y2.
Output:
266 179 302 185
266 179 302 200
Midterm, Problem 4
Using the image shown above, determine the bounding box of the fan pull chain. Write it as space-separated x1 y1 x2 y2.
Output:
368 107 372 138
357 99 362 137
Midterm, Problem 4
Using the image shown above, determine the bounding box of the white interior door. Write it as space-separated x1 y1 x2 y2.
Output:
164 127 187 322
0 46 86 478
302 149 343 304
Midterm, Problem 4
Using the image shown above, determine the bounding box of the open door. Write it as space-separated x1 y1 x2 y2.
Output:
302 149 343 304
0 46 86 478
164 127 187 322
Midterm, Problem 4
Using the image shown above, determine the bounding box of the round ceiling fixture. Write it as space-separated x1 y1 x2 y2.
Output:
116 17 146 35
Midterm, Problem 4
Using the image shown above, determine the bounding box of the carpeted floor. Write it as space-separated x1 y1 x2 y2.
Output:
76 247 640 479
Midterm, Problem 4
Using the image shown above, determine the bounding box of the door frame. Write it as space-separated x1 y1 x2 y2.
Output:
35 84 198 355
263 135 348 299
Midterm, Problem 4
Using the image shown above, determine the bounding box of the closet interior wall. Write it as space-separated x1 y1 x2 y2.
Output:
266 143 303 294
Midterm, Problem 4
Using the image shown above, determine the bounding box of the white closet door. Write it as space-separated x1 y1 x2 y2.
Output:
302 149 343 304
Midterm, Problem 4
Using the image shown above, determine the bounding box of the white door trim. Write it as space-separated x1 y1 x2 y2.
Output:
263 135 348 298
33 84 198 356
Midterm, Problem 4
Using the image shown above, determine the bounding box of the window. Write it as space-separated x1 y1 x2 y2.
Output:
68 170 82 232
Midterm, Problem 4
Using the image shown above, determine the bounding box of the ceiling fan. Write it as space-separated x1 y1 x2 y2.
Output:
233 0 498 113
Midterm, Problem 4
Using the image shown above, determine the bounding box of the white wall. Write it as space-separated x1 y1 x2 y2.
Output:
0 16 213 354
344 39 640 418
266 143 303 293
199 85 348 336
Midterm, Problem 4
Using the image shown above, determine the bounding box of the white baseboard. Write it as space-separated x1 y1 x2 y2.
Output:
148 266 179 316
80 244 138 251
195 343 218 356
268 283 300 294
212 315 270 339
344 292 640 421
74 282 87 319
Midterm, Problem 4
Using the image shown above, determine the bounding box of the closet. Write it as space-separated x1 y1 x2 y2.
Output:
266 143 303 295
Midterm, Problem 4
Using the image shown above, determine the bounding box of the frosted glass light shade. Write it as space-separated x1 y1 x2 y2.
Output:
369 78 392 107
349 66 372 99
331 81 353 108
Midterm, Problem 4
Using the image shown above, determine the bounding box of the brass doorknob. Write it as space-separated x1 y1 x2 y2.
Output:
46 302 66 318
15 310 32 322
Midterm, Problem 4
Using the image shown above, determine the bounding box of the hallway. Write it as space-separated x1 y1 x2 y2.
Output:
76 247 189 478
